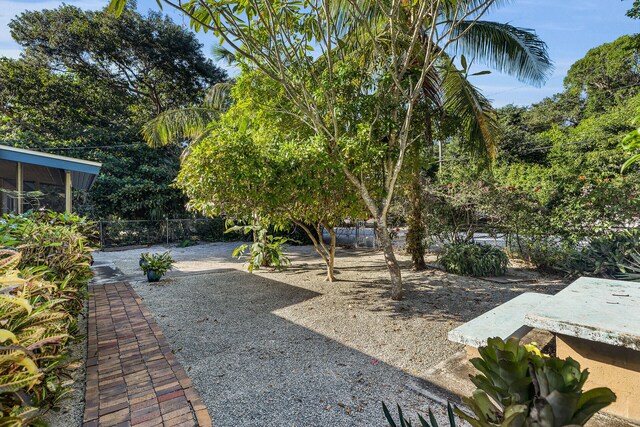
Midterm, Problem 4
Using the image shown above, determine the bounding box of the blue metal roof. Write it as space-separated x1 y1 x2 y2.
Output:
0 145 102 190
0 145 102 175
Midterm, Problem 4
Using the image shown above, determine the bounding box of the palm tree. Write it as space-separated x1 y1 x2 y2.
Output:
317 1 551 269
408 19 551 269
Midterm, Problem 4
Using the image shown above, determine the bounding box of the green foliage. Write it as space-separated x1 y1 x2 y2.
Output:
622 112 640 171
1 5 227 220
564 34 640 115
628 0 640 18
382 402 457 427
0 246 89 426
431 36 640 274
0 212 95 314
140 251 174 276
383 338 615 427
459 337 616 426
229 226 290 272
438 243 509 277
562 229 640 281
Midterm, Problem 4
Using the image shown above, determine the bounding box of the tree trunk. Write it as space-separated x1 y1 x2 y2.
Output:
376 221 403 300
326 225 337 282
292 219 337 282
405 113 431 270
405 143 426 271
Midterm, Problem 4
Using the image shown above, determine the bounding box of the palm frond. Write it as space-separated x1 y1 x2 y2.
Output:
212 46 237 65
451 20 553 86
441 60 499 163
142 107 218 148
204 82 234 111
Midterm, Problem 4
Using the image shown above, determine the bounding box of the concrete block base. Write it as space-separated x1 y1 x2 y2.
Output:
557 334 640 422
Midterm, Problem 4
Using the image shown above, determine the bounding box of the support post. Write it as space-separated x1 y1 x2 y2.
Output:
65 170 72 213
16 162 23 214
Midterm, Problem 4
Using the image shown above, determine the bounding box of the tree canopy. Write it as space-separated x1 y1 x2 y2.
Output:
108 0 551 299
0 5 227 219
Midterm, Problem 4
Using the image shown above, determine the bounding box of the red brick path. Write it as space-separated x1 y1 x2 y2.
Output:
84 282 212 427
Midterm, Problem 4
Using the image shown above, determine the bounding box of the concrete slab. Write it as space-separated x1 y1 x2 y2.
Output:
448 292 553 348
524 277 640 350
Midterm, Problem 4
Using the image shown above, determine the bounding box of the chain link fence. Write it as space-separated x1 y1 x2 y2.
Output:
97 218 244 248
97 217 386 249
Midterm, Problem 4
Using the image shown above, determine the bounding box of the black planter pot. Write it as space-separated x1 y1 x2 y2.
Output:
147 270 162 282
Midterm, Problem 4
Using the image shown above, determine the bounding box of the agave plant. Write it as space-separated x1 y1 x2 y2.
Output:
562 229 640 281
383 401 458 427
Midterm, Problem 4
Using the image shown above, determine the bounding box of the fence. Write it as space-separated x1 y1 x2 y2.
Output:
97 218 243 248
97 218 384 249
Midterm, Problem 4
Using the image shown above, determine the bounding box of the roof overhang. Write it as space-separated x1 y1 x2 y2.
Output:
0 145 102 190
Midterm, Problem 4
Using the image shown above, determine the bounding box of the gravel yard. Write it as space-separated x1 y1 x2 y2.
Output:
93 242 566 427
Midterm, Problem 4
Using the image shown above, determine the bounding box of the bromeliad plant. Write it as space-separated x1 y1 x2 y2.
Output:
461 337 616 426
140 251 174 282
384 337 616 427
227 225 290 272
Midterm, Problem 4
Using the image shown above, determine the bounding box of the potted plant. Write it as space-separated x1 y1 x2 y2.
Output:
139 252 150 268
140 251 174 282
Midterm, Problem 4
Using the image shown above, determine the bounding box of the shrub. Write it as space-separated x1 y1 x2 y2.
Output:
506 235 568 271
0 212 96 426
0 250 79 426
438 242 509 277
384 337 616 427
562 229 640 280
0 211 96 289
228 225 291 272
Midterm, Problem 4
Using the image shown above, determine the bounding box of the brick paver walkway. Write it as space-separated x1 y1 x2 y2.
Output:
84 282 212 427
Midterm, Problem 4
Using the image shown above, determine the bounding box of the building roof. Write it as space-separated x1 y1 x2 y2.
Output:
0 145 102 190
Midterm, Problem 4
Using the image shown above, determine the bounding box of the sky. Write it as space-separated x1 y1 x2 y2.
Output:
1 0 639 107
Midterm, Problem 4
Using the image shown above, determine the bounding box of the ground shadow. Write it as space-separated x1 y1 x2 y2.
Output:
340 266 567 323
131 270 465 427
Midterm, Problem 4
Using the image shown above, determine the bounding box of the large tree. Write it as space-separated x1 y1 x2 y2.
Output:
110 0 539 299
0 5 227 219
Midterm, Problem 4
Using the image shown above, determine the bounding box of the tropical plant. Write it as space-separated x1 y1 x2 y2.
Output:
140 251 174 276
385 338 616 427
438 242 508 277
561 229 640 281
460 337 616 426
229 226 290 272
0 211 95 318
400 22 551 270
0 250 80 426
